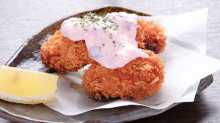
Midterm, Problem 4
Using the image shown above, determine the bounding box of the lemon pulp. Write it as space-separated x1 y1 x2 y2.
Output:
0 66 58 104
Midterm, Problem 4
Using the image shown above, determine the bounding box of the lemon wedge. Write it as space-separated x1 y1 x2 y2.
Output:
0 66 58 104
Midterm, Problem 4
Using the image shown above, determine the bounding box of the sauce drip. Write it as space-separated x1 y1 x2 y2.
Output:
60 12 148 69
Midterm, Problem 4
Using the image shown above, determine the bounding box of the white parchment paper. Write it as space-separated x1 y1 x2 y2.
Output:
44 9 220 116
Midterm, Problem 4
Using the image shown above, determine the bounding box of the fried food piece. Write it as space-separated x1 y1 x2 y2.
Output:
83 51 164 100
40 19 166 72
136 19 166 54
40 31 89 72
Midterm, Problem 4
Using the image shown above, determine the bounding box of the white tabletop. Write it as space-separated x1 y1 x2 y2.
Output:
1 0 220 122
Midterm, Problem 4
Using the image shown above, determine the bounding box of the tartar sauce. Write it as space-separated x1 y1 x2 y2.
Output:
60 12 148 69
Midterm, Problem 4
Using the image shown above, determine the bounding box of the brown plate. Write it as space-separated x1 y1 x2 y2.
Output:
0 6 213 123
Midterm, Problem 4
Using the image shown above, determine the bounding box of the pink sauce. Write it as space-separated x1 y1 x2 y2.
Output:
60 12 148 69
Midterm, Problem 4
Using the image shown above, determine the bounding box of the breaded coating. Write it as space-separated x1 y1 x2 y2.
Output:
40 31 89 72
40 20 166 72
83 51 164 100
136 19 166 54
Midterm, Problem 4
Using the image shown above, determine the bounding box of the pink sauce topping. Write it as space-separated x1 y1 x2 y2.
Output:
60 12 148 69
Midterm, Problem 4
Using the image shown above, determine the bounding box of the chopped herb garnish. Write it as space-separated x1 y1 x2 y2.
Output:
112 40 116 44
71 13 119 32
112 40 117 47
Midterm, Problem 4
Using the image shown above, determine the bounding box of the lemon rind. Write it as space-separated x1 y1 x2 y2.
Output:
0 92 56 104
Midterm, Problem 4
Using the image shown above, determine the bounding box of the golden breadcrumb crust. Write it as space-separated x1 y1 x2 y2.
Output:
136 19 166 54
40 31 89 72
83 51 164 100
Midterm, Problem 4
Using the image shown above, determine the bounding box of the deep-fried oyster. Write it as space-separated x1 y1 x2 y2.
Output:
40 19 166 72
40 31 89 72
83 51 164 100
